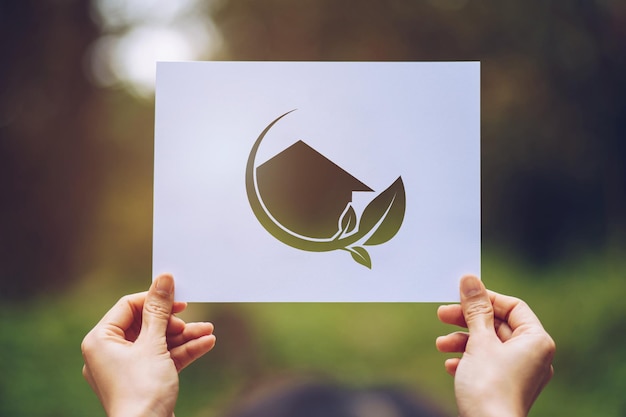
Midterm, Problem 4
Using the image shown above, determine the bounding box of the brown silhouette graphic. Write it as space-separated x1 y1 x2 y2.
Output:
256 140 373 239
247 110 406 268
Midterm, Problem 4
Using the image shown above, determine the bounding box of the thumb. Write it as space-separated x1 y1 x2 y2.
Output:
140 273 175 342
459 275 495 336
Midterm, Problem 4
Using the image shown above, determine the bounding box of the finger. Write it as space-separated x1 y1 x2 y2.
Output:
438 304 513 341
170 334 216 372
173 301 188 315
444 358 459 376
166 315 187 337
139 274 175 342
97 292 147 333
95 292 183 342
441 291 528 329
487 290 523 320
494 296 546 337
437 304 466 327
436 332 469 353
459 275 496 337
494 318 514 341
167 322 215 349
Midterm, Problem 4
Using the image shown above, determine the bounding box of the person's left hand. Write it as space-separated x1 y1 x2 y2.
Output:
81 274 216 417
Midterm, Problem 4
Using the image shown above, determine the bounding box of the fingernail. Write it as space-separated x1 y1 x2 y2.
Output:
460 275 482 297
155 274 174 296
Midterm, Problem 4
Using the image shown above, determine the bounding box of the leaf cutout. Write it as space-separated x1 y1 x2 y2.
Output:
348 246 372 269
359 176 406 246
339 205 357 235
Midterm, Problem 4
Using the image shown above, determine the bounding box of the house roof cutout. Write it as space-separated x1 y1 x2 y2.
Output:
256 140 373 239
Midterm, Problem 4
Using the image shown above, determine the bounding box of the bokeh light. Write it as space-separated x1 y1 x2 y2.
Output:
88 0 222 97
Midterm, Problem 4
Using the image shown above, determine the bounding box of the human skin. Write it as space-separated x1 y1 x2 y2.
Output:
81 273 554 417
81 274 216 417
436 275 556 417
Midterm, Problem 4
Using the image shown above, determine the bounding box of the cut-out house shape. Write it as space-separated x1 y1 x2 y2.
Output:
256 140 373 239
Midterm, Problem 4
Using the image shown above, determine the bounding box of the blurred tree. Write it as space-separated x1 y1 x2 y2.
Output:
1 0 624 298
0 0 103 298
210 0 626 264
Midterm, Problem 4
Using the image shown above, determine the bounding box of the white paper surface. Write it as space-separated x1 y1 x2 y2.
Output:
153 61 480 302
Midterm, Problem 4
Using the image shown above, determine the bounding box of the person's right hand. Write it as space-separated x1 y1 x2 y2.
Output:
82 274 216 417
436 275 555 417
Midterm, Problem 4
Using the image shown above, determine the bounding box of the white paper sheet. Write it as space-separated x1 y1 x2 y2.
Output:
153 61 480 302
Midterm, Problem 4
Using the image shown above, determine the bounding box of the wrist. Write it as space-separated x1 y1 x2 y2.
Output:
108 400 173 417
459 401 525 417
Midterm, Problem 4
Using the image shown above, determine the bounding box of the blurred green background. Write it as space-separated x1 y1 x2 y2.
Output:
1 0 625 416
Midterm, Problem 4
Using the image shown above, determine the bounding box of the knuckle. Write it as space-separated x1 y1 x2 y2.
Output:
80 332 96 358
539 333 557 359
119 294 134 305
463 300 493 321
515 299 529 311
529 332 556 366
144 299 171 319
